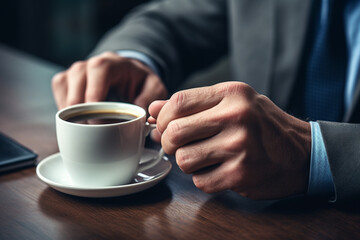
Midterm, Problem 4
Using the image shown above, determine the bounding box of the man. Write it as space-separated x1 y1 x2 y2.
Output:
52 0 360 202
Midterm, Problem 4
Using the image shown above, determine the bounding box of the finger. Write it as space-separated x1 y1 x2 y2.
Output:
113 58 146 102
127 60 151 103
174 127 244 174
52 71 68 109
149 100 168 120
85 57 113 102
192 160 239 193
156 85 223 133
66 61 87 106
190 129 267 196
127 76 144 104
134 74 168 110
150 129 162 142
147 116 157 124
161 105 223 154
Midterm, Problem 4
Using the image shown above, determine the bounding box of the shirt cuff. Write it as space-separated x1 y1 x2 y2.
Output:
307 121 336 200
116 50 162 78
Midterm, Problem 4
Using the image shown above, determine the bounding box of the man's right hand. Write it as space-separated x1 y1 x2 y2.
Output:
52 51 168 110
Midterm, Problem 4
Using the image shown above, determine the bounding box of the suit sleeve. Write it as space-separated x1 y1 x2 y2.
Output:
318 121 360 201
90 0 228 92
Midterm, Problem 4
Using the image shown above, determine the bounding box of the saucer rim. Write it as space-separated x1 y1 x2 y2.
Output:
36 151 172 192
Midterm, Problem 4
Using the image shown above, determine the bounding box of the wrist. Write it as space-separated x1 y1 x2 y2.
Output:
282 114 312 196
116 50 161 78
295 119 312 195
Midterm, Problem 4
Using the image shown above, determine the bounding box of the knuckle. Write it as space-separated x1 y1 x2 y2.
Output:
87 56 110 69
234 102 252 119
192 176 207 192
166 120 183 146
233 98 253 117
175 148 191 173
216 101 253 127
70 61 85 72
169 91 187 110
217 82 257 110
195 179 214 193
161 130 176 155
216 82 250 95
224 131 248 152
52 72 66 88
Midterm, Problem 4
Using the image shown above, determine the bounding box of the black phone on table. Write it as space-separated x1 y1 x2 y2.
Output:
0 132 37 173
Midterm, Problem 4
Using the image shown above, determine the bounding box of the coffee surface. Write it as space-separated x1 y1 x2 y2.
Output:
65 111 138 125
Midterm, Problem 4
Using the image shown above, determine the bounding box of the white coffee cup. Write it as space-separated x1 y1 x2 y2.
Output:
56 102 163 188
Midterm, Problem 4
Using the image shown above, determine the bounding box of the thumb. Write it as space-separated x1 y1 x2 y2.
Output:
148 100 168 120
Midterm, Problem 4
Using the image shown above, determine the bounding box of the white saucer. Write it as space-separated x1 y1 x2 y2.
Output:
36 149 172 198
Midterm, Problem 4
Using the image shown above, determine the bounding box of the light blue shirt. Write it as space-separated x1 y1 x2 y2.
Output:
117 0 360 200
345 0 360 111
117 50 162 77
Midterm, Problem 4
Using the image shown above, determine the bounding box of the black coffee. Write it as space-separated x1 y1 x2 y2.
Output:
65 110 139 125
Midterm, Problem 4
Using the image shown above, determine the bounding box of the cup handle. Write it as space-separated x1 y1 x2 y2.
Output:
137 123 164 173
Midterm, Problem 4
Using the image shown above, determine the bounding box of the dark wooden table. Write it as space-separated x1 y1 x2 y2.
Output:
1 44 360 240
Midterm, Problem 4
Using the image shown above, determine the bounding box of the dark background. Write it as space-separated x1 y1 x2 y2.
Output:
0 0 230 90
0 0 148 67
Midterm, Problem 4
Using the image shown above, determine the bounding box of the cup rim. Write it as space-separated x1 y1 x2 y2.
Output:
56 102 146 127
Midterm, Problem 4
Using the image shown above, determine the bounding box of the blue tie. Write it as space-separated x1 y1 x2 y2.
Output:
304 0 348 121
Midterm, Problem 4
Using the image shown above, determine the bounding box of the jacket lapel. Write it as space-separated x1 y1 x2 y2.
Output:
344 75 360 122
232 0 312 109
231 0 274 97
269 0 312 109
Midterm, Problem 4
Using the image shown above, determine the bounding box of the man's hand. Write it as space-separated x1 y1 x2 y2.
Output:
149 82 311 200
52 51 168 110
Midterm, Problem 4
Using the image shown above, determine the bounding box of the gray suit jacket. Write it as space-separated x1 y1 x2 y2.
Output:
91 0 360 201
